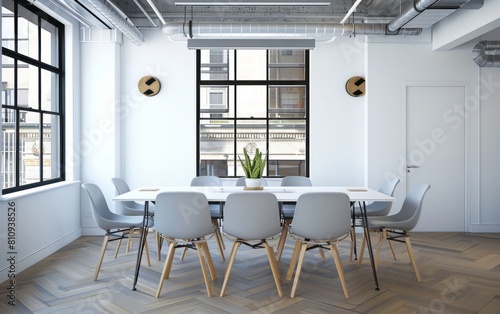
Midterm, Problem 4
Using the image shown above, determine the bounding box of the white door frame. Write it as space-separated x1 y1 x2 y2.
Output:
402 81 471 232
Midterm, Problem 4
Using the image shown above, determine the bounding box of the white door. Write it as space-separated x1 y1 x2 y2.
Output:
405 84 467 231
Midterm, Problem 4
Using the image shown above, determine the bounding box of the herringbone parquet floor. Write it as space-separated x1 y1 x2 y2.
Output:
1 232 499 313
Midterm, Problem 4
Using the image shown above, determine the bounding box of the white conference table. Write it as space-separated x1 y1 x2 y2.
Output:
114 186 394 292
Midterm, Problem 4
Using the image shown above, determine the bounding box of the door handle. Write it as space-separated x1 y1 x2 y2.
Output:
407 165 420 169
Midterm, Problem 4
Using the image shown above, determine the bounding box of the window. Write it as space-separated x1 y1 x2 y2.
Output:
197 49 309 177
1 0 65 193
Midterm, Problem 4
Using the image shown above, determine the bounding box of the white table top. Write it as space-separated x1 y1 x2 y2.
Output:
113 186 394 203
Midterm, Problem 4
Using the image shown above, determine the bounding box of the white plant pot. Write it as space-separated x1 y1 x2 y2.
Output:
245 178 262 188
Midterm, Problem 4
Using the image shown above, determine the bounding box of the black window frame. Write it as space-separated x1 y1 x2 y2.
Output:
196 49 310 178
1 0 65 194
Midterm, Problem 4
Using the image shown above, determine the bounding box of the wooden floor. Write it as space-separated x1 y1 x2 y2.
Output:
1 232 499 313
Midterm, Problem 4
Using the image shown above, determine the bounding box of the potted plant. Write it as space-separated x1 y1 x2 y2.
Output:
238 147 267 188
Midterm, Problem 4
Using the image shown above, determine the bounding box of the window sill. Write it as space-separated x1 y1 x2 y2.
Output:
1 181 81 201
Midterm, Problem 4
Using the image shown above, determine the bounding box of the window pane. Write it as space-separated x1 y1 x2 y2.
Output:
269 85 306 118
236 120 267 177
43 113 60 180
2 4 14 50
41 70 58 112
236 50 266 80
20 111 40 185
40 18 58 66
268 50 305 80
200 49 233 80
2 109 17 189
2 56 15 106
236 85 266 118
17 4 39 59
18 61 39 109
268 119 305 176
200 85 233 117
199 119 235 176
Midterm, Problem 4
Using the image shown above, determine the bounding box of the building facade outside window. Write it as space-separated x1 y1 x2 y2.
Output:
197 49 309 178
1 0 65 193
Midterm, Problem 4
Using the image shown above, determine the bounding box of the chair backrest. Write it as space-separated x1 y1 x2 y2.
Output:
223 192 281 240
291 192 351 240
235 177 268 187
82 183 118 230
111 177 143 215
154 192 215 239
281 176 312 187
190 176 222 187
391 184 431 231
366 177 400 214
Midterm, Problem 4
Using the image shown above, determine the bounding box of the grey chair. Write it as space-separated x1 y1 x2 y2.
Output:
189 176 225 261
220 192 283 297
285 192 351 299
111 177 159 257
82 183 153 281
350 177 400 260
111 177 151 216
358 184 431 282
276 176 313 261
154 191 217 298
235 176 268 187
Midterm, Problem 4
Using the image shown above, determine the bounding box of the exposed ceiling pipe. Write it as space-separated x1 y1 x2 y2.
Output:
162 22 422 42
472 41 500 67
86 0 145 45
133 0 158 28
387 0 439 33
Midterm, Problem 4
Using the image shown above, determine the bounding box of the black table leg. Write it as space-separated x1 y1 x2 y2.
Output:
132 201 150 291
361 201 380 290
351 201 357 260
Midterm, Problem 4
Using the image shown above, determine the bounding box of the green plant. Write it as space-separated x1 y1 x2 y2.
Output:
238 148 267 178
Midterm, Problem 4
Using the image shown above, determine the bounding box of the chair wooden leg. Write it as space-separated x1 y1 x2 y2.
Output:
114 231 125 258
264 241 283 297
276 219 290 261
201 241 217 280
155 241 176 298
357 231 367 267
195 243 213 297
290 242 308 298
388 233 397 260
213 223 226 261
220 241 241 297
319 247 326 262
404 235 422 282
374 230 385 269
286 240 302 281
329 243 350 299
94 235 110 281
144 235 151 267
156 231 163 261
164 241 178 280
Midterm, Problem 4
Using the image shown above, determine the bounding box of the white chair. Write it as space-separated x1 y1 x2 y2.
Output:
350 178 400 260
111 177 152 216
111 177 159 258
220 192 283 297
82 183 153 281
189 176 225 261
276 176 313 261
358 184 431 282
154 191 217 298
286 192 351 298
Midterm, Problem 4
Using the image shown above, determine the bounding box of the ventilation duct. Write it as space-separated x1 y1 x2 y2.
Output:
162 22 422 42
472 41 500 67
388 0 483 33
86 0 144 45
